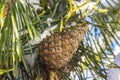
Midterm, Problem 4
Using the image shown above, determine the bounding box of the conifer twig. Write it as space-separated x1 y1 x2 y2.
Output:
2 0 13 18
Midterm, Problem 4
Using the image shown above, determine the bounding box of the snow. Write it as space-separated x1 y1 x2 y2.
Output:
107 53 120 80
24 52 38 67
74 1 96 16
107 68 120 80
100 0 120 9
29 0 39 10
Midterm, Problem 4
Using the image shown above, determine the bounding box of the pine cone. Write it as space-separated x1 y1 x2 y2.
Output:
39 24 88 69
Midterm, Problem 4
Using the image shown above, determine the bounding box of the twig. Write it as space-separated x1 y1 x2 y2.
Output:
2 0 13 18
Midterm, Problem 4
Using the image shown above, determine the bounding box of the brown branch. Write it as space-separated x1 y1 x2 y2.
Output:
2 0 13 18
